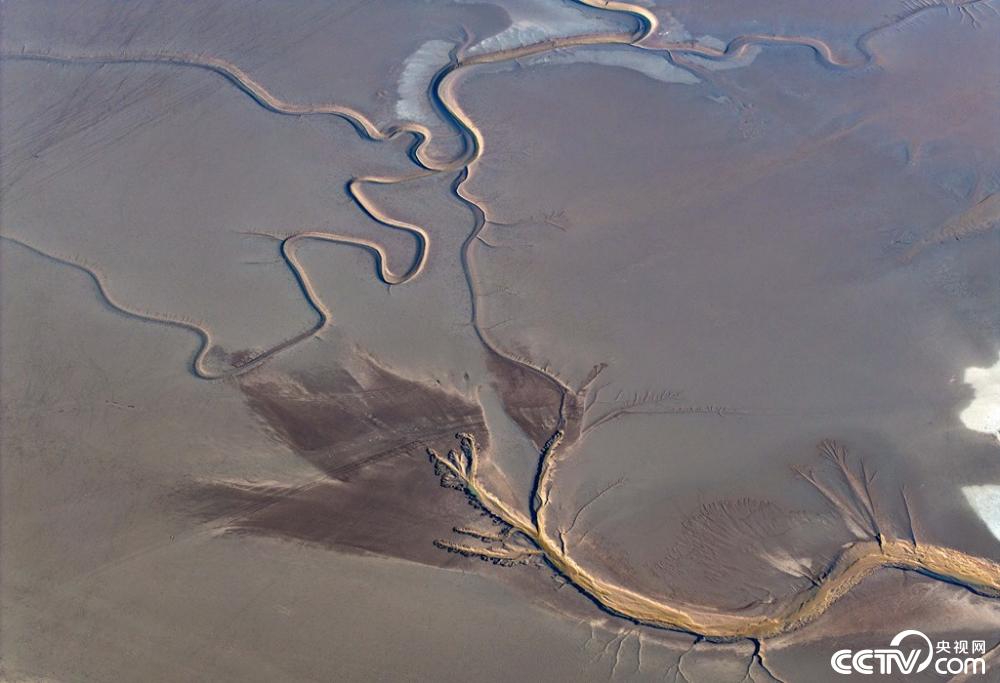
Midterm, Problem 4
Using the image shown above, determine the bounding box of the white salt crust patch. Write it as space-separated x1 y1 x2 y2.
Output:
960 353 1000 440
963 486 1000 543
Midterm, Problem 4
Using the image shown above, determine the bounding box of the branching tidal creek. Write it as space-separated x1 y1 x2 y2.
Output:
3 1 998 668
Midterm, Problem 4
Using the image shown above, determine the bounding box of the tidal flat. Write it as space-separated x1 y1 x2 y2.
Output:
2 1 999 681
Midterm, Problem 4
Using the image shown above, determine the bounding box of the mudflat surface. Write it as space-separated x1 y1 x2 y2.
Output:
2 1 999 681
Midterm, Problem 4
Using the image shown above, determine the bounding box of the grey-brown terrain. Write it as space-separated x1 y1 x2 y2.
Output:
2 1 999 681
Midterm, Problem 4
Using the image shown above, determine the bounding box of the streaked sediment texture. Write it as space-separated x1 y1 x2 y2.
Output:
2 1 998 681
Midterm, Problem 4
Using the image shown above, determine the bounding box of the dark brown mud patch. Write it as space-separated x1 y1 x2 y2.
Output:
241 356 488 470
182 355 497 566
485 351 564 448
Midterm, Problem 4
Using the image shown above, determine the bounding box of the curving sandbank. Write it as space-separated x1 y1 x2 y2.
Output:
3 0 998 653
0 5 915 385
429 434 1000 641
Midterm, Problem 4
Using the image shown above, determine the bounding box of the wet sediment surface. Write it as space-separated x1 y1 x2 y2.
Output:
2 1 999 680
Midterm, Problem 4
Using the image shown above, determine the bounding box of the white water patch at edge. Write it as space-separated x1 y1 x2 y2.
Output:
396 39 454 124
463 0 621 56
959 354 1000 441
962 485 1000 543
